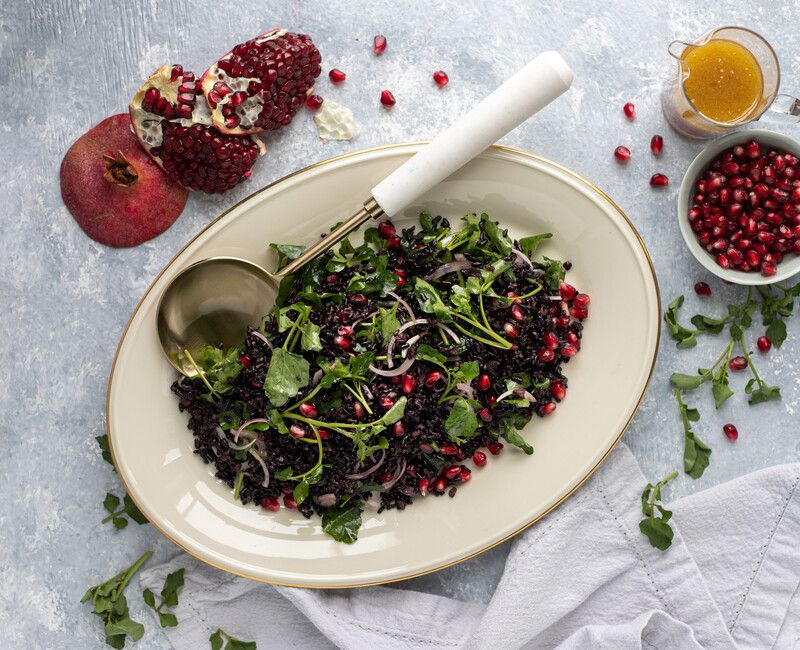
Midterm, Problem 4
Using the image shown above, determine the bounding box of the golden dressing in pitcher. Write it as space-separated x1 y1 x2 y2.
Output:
682 38 763 123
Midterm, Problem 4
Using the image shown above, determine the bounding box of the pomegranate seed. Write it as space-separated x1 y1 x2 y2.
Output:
504 322 519 338
551 380 566 401
433 70 449 86
458 468 472 482
650 173 669 187
386 235 401 250
477 374 491 392
556 315 570 329
260 497 280 512
353 403 365 420
560 281 577 301
305 94 324 110
379 395 394 409
486 442 504 455
333 335 351 351
443 465 461 480
239 354 252 367
350 293 367 306
746 140 761 159
418 478 430 495
650 135 664 155
539 401 556 416
723 423 739 442
329 68 346 83
543 331 559 349
614 146 631 163
757 336 772 353
283 495 298 509
623 102 636 120
433 478 447 493
424 371 444 389
402 373 416 395
325 273 340 285
390 422 404 438
561 344 578 357
573 293 590 308
761 262 777 277
289 424 306 439
538 348 555 363
729 356 748 371
473 450 487 467
570 305 588 320
372 34 387 55
337 326 354 337
478 408 492 423
440 444 458 456
378 221 395 239
510 304 525 321
716 253 730 269
380 90 396 108
487 395 497 407
318 429 330 440
694 281 712 297
298 402 317 418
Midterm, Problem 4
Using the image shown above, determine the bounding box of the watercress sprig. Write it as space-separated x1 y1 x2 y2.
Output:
209 628 257 650
143 568 184 628
101 492 148 529
639 471 678 551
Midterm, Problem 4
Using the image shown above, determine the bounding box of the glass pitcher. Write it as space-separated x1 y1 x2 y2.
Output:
661 26 799 139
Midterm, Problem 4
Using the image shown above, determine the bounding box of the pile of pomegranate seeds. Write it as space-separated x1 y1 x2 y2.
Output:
688 140 800 276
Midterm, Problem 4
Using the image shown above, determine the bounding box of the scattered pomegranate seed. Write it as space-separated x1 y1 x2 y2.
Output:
486 442 504 455
573 293 590 308
473 450 487 467
353 402 365 420
333 335 351 351
729 356 748 371
443 465 461 480
329 68 346 83
433 478 447 493
543 332 559 349
393 422 405 436
550 380 566 401
570 305 588 320
350 293 367 305
440 444 458 456
378 221 396 239
386 235 401 250
694 281 712 297
650 134 664 155
561 344 578 357
418 478 430 495
487 395 497 407
504 322 519 338
459 468 471 482
538 348 555 363
289 424 306 439
373 34 387 55
318 429 330 440
623 102 636 120
283 496 298 509
757 336 772 353
424 371 444 388
379 395 394 409
539 401 556 416
560 281 577 301
305 94 324 110
650 173 669 187
614 146 631 164
402 373 416 395
433 70 449 87
260 497 280 512
380 90 396 108
337 325 354 336
298 402 317 418
723 423 739 442
478 408 492 423
510 304 525 321
239 354 252 367
477 373 491 392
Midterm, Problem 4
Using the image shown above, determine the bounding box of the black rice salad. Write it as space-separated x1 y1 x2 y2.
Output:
172 212 590 543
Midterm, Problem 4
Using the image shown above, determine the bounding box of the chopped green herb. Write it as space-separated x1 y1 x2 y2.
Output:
143 568 184 628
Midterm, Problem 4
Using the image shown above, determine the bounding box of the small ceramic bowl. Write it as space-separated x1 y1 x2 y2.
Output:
678 128 800 286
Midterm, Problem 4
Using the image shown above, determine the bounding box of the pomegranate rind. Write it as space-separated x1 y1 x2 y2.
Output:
129 65 265 193
200 29 322 135
60 114 188 247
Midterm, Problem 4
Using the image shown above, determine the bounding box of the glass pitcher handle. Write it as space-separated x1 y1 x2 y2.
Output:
667 40 690 60
769 93 800 120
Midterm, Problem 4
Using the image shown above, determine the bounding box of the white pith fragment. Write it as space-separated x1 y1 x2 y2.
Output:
314 99 359 141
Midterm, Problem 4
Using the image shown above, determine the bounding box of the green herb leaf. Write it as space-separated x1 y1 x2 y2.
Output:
669 370 712 390
500 422 534 455
541 257 565 293
270 242 306 270
452 361 479 385
746 380 781 405
684 430 712 479
639 516 674 551
293 480 310 505
321 504 362 544
664 296 698 348
96 434 114 466
264 348 310 407
766 320 787 348
445 397 478 442
123 494 148 525
142 588 155 609
379 303 400 341
103 493 120 513
209 628 257 650
415 344 448 367
639 471 677 550
379 396 407 425
414 278 453 323
518 233 552 258
299 321 322 352
158 612 179 628
481 214 512 255
161 568 184 608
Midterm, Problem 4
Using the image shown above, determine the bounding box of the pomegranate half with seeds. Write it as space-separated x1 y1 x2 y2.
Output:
200 29 322 135
130 64 265 193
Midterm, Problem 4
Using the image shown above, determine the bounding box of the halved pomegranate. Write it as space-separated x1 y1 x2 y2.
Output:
201 29 321 135
130 64 265 193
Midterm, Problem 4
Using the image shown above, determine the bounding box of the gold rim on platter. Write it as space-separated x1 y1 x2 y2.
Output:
105 142 661 589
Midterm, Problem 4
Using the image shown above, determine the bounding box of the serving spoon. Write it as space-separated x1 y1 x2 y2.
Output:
157 51 573 376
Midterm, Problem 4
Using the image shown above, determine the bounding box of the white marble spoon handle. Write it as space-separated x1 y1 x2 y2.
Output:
370 51 574 218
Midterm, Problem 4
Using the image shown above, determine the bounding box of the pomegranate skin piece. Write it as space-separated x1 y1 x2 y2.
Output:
201 29 322 135
60 114 187 247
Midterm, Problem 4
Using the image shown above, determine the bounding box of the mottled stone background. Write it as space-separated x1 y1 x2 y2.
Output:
2 0 799 646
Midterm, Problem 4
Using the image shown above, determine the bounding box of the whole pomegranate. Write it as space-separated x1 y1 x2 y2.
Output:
129 64 265 193
60 114 188 247
201 29 321 135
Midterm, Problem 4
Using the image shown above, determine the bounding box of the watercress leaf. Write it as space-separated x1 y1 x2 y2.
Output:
420 211 435 232
518 233 552 258
712 380 734 409
274 467 292 481
501 423 533 455
730 324 744 341
380 397 407 425
112 517 128 530
445 397 478 442
481 214 512 255
142 588 156 609
269 242 306 269
274 274 295 309
379 303 400 341
350 352 376 378
105 617 145 641
664 295 699 348
465 276 482 295
690 314 727 334
293 480 310 505
210 630 224 650
542 257 565 293
450 284 472 311
684 431 711 479
669 372 711 390
321 504 362 544
338 237 355 255
96 434 114 466
481 259 513 289
766 320 787 348
415 344 448 367
161 568 184 607
453 361 480 385
364 227 382 248
639 517 674 551
226 639 258 650
123 494 148 525
685 406 700 422
748 383 781 405
414 278 453 323
196 345 224 369
264 348 310 407
299 320 322 352
158 612 179 628
103 493 120 513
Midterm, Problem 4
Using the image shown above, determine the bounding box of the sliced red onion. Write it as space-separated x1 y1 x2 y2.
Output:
496 388 536 404
364 493 382 510
234 417 270 442
455 383 475 399
176 376 187 388
227 437 257 451
453 253 467 262
387 291 416 322
311 368 323 387
548 295 563 301
386 318 429 367
401 335 421 357
314 493 337 508
362 384 374 401
248 448 270 488
352 310 380 331
369 355 415 377
511 247 535 269
251 330 273 349
382 459 407 491
425 259 473 281
438 323 461 344
344 450 386 479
